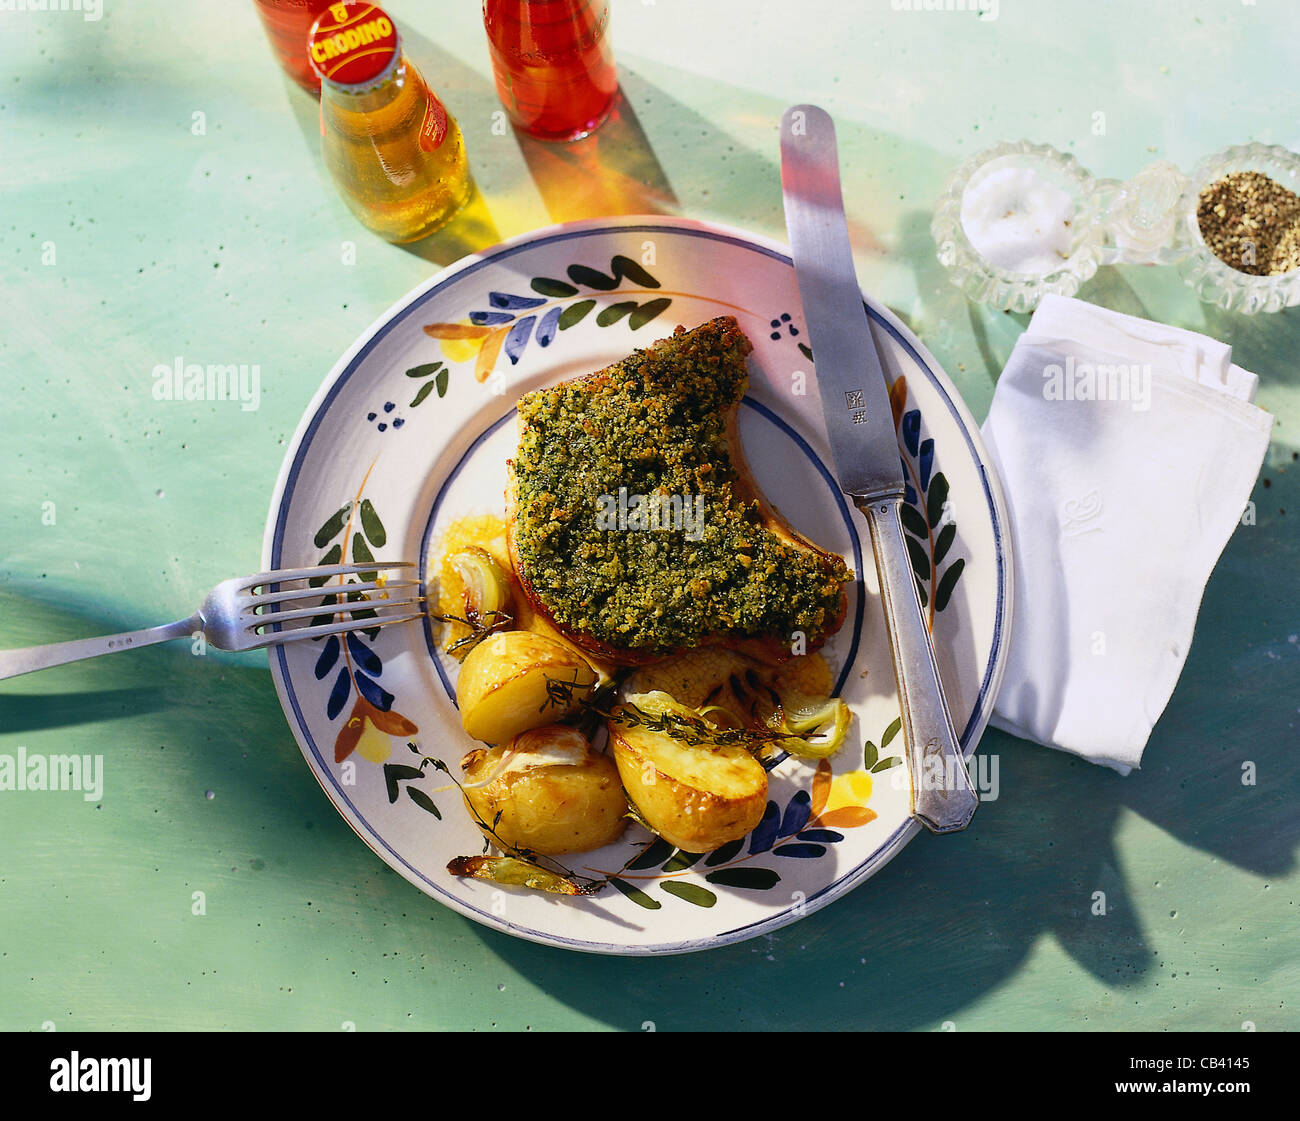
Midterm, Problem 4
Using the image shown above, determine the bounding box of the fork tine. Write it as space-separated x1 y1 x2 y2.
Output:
250 579 421 608
250 596 425 629
250 611 426 648
245 561 415 588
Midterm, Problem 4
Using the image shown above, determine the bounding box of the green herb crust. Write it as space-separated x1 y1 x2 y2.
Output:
510 317 851 657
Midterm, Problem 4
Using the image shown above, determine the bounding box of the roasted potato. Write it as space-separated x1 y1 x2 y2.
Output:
461 726 628 854
456 631 597 744
609 693 768 853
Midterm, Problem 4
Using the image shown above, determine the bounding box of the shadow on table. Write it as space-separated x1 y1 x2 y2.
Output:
459 738 1151 1031
1122 310 1300 876
0 686 167 736
454 507 1299 1029
0 587 322 808
510 83 679 223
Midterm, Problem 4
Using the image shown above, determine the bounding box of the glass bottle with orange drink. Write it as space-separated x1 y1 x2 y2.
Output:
309 3 473 243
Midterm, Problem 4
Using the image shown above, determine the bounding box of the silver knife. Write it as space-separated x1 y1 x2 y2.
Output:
780 103 977 834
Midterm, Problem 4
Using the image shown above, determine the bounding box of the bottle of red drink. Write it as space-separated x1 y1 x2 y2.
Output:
252 0 335 94
483 0 619 141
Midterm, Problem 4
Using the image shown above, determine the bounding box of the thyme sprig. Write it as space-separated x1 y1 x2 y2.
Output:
430 609 514 657
544 674 808 755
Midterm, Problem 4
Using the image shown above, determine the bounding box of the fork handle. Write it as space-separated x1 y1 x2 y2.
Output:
0 614 203 681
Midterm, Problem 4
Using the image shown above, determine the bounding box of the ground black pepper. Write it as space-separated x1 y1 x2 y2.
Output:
1196 170 1300 276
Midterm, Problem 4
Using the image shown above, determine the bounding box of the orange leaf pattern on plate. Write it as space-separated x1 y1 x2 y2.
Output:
423 322 492 340
889 373 908 432
810 758 833 817
474 325 509 383
335 701 367 763
816 806 877 829
366 703 419 737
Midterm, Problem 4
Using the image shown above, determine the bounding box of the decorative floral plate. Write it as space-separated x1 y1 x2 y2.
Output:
263 217 1014 955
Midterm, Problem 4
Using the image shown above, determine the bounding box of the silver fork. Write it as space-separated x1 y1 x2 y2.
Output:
0 562 423 681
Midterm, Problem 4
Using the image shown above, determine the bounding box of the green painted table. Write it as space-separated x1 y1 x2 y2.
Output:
1 1 1296 1032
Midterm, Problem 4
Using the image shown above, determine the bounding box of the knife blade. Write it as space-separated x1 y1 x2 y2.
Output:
780 103 977 834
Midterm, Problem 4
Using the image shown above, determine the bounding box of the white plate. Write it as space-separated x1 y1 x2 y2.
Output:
263 216 1014 955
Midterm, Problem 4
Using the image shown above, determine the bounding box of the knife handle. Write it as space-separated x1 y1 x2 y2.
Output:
857 496 978 834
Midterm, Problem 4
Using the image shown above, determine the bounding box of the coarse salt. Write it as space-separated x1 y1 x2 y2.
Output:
960 165 1076 276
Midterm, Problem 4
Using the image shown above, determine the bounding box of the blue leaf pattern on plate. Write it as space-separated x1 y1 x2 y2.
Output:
748 801 780 855
314 635 339 680
773 842 827 859
797 828 844 844
902 409 921 457
504 316 537 365
468 310 515 326
346 631 381 676
355 672 393 711
488 291 546 310
779 790 812 837
326 667 350 720
536 305 561 348
902 457 918 506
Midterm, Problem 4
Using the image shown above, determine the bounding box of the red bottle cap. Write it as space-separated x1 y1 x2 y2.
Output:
308 3 400 90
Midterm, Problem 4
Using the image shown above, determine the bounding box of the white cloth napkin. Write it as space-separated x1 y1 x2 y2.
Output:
980 295 1273 773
